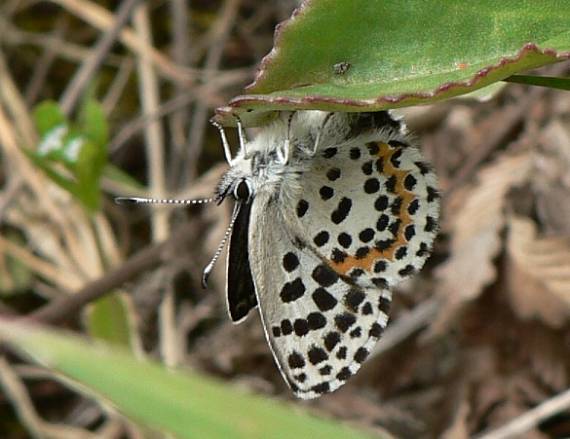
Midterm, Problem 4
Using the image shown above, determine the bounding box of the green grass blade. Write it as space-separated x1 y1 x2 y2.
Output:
0 321 385 439
504 74 570 90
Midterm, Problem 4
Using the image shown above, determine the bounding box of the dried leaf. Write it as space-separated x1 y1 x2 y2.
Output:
434 153 532 328
505 215 570 327
534 120 570 235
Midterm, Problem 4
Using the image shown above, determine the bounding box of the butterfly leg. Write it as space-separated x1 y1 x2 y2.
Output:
311 112 335 156
212 121 234 165
234 114 248 156
277 111 296 164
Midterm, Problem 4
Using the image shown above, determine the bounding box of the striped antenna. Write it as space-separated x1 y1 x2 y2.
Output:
115 196 214 206
202 205 240 288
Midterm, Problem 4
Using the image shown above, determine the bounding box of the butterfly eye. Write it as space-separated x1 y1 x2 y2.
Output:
234 180 251 201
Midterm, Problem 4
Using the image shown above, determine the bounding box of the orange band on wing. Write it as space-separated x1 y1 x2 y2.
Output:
331 142 415 275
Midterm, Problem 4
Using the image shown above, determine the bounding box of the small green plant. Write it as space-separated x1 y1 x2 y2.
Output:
26 99 108 212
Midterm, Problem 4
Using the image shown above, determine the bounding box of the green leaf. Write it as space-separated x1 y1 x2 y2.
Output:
215 0 570 126
33 101 66 137
84 293 137 348
23 148 81 198
79 99 109 150
0 322 384 439
75 139 103 211
504 74 570 90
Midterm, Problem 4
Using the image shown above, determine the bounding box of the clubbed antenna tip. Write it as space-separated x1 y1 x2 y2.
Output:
114 197 141 205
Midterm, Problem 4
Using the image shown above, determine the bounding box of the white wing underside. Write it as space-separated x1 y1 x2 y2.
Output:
242 112 439 398
249 191 392 399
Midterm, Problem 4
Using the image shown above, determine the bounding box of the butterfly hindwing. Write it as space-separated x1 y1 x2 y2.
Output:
287 122 439 291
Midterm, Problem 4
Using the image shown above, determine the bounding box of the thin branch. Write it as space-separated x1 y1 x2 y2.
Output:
167 0 192 189
24 229 170 324
109 68 249 154
24 14 68 106
476 388 570 439
59 0 143 115
182 0 241 184
50 0 194 84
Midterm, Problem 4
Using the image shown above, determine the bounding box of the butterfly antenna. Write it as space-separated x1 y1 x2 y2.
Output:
115 196 214 206
201 205 240 288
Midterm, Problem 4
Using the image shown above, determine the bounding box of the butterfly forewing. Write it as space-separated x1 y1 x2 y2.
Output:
227 202 257 322
249 191 392 398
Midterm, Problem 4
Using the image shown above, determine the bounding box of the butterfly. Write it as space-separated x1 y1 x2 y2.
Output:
118 110 439 399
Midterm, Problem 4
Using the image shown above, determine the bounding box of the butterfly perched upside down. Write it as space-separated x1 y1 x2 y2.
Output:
117 110 439 398
211 111 440 399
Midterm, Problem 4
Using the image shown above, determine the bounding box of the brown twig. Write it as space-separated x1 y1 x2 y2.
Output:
475 388 570 439
59 0 143 115
181 0 241 184
25 222 196 325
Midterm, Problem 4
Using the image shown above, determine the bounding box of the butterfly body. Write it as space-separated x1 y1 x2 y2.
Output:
214 111 439 399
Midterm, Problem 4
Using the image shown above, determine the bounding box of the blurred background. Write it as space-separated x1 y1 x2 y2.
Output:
0 1 569 438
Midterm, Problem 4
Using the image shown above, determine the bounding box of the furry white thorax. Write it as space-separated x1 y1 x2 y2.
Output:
215 110 408 208
216 111 338 204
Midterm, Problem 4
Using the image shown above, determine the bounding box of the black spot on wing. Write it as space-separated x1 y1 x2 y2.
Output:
335 312 356 332
308 346 328 365
408 199 419 215
359 228 375 243
361 161 373 175
331 197 352 224
311 382 330 394
425 215 438 232
331 248 347 263
324 332 340 351
282 252 299 272
281 320 293 335
375 195 389 211
336 367 352 381
313 231 330 247
345 289 365 312
326 168 341 181
312 264 339 287
293 319 309 336
354 347 369 363
319 186 334 200
364 178 380 193
312 288 337 311
307 312 326 330
322 147 337 158
404 174 417 191
296 199 309 218
280 278 306 302
398 264 416 276
350 147 361 160
288 351 305 369
338 233 352 248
